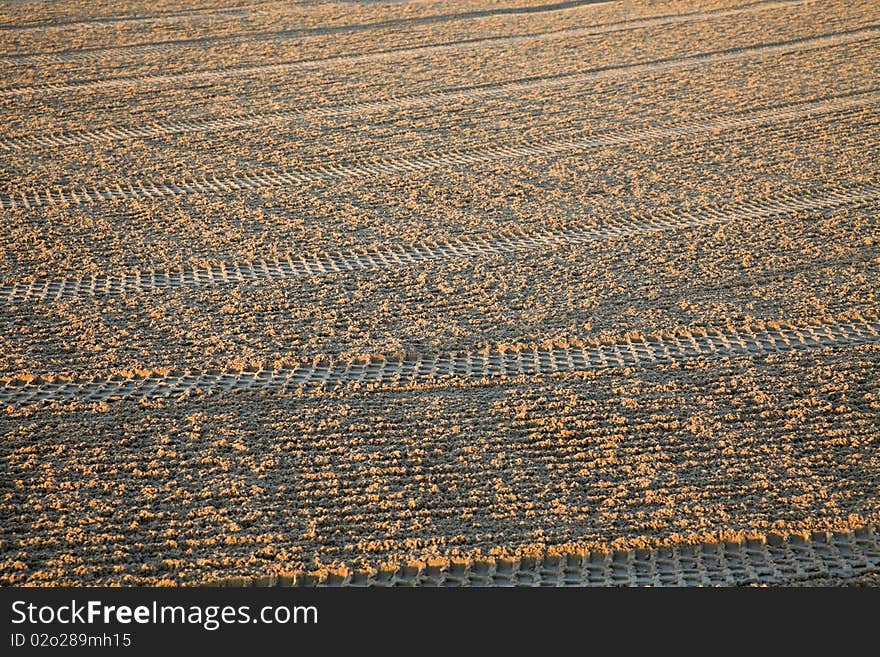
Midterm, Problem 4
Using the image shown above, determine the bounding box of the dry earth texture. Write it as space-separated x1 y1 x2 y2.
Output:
1 0 878 587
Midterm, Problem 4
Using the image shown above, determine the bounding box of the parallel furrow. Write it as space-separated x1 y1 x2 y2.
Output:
2 28 874 151
2 318 878 406
0 0 825 97
1 89 875 209
0 0 814 65
2 182 878 303
213 525 880 587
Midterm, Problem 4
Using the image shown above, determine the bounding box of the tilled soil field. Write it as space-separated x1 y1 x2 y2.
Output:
1 0 878 586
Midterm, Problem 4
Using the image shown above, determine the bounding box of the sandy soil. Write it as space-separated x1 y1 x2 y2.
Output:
1 0 878 586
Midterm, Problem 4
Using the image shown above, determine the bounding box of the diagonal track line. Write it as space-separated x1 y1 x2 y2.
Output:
0 0 824 97
0 2 265 32
0 0 812 65
0 0 612 34
1 89 876 209
2 27 875 151
2 317 878 406
209 525 880 586
2 182 878 304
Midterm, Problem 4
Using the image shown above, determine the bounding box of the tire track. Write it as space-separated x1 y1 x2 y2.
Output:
0 0 607 34
1 89 875 209
0 1 637 61
0 0 799 65
2 182 878 303
2 27 873 151
1 317 877 406
0 0 821 97
212 525 880 586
